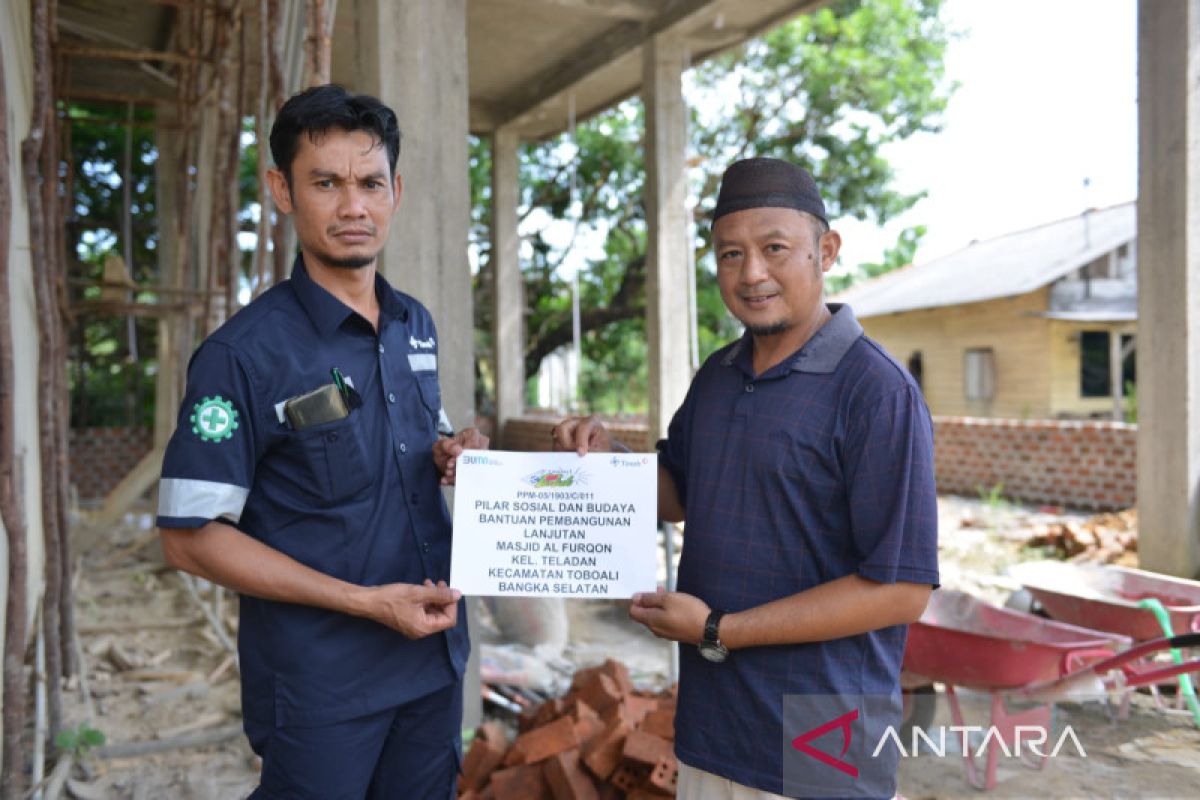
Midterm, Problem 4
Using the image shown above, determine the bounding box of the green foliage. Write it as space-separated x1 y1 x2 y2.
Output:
1123 379 1137 423
66 106 262 427
472 0 955 415
828 225 926 293
976 481 1007 509
66 102 162 428
975 481 1010 531
690 0 955 226
55 722 106 758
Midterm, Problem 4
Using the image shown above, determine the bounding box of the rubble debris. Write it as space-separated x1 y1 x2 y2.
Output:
462 659 677 799
1024 508 1138 564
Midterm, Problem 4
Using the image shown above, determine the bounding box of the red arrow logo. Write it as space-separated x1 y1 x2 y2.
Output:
791 708 859 778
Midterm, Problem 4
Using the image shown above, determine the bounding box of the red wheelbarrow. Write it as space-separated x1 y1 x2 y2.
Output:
1010 560 1200 714
901 589 1200 790
1009 560 1200 641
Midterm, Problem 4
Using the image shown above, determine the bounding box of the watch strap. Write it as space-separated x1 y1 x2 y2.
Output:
703 609 726 646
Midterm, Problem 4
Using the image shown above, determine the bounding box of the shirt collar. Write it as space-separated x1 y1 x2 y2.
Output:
721 303 863 376
289 253 409 337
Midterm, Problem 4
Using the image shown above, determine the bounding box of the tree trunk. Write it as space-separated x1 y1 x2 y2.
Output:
252 0 272 296
57 119 78 681
304 0 331 87
36 101 67 743
267 0 290 284
0 31 31 800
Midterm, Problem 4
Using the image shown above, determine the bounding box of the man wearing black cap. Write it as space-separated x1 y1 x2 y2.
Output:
552 157 939 798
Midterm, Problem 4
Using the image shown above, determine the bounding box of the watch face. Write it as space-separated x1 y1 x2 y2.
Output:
698 641 728 663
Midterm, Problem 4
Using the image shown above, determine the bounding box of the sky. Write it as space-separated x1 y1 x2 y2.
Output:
832 0 1138 274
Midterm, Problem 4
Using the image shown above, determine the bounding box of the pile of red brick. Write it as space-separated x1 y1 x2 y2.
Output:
459 659 678 799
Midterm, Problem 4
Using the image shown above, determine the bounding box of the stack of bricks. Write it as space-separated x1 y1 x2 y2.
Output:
459 659 678 799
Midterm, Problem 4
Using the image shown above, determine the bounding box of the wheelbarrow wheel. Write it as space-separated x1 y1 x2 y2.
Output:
901 684 937 739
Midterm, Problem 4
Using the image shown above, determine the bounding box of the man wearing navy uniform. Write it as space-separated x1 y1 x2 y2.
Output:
157 84 486 799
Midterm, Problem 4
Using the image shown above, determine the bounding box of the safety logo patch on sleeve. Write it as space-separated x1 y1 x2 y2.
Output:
190 396 240 442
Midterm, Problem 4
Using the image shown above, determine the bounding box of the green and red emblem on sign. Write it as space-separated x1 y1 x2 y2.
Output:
524 468 584 489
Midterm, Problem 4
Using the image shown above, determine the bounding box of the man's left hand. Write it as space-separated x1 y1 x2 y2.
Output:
433 427 489 485
629 589 710 644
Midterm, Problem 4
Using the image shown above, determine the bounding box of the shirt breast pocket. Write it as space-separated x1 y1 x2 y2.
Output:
293 412 373 504
414 373 442 433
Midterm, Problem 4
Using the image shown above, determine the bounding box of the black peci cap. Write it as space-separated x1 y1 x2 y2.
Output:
711 157 827 227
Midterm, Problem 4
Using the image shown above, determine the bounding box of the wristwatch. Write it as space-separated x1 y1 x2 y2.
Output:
698 609 728 663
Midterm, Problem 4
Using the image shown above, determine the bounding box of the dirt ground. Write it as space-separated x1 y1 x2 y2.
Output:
46 496 1200 799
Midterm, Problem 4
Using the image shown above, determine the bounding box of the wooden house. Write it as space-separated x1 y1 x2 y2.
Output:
833 203 1137 420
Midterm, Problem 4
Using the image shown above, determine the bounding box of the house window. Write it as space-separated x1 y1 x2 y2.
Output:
1079 331 1136 397
907 352 924 391
964 348 995 402
1080 331 1111 397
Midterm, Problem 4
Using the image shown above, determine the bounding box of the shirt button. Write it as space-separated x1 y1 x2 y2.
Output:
378 343 385 354
326 432 338 442
399 442 407 454
745 383 755 393
388 392 396 403
421 542 430 553
410 492 419 505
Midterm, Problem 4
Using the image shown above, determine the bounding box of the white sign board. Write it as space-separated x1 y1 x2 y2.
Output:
450 450 658 598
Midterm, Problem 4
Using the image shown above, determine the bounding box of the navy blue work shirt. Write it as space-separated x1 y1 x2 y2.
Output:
157 255 468 728
659 304 939 795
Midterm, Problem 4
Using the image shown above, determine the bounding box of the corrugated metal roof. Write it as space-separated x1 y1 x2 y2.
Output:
831 202 1136 318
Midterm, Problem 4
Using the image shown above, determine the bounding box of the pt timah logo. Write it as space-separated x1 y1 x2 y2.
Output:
410 335 435 349
791 708 859 778
191 396 239 442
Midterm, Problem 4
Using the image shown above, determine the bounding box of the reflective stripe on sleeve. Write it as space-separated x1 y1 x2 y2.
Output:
438 407 454 436
157 478 250 524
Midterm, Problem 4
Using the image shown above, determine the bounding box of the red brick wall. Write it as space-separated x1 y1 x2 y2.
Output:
501 415 1137 511
69 427 154 501
73 417 1134 510
933 417 1136 511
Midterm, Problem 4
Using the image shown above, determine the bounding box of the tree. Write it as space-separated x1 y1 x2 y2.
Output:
66 102 161 429
472 0 956 415
66 106 261 428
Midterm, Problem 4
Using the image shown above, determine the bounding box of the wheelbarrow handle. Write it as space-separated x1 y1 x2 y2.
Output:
1019 632 1200 698
1121 657 1200 690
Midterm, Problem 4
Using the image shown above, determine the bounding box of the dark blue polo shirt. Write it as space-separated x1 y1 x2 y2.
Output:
659 304 939 795
157 256 467 728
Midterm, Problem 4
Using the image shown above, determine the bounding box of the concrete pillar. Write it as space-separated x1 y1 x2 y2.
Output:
642 34 692 441
343 0 479 725
348 0 473 433
491 126 524 442
1136 0 1200 578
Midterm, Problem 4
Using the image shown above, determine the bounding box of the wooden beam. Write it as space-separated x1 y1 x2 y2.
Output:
528 0 662 21
149 0 262 12
58 44 196 65
83 446 166 532
70 300 200 318
58 89 164 106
